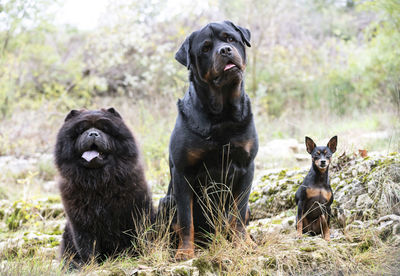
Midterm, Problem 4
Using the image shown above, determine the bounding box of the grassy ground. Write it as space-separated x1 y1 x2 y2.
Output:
0 98 399 275
1 200 399 275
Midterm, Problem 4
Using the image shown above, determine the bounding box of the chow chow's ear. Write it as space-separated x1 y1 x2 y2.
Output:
225 20 251 47
64 110 81 122
305 136 316 154
175 32 196 69
106 107 122 118
327 136 337 153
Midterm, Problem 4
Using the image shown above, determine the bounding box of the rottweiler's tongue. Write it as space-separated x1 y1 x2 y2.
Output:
82 151 100 162
224 63 236 71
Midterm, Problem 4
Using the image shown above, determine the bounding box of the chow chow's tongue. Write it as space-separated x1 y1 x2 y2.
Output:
224 63 236 71
82 151 100 162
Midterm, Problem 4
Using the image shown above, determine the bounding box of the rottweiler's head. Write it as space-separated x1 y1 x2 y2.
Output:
176 21 251 89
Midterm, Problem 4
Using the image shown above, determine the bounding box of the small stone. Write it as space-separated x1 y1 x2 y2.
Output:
393 223 400 235
356 194 373 209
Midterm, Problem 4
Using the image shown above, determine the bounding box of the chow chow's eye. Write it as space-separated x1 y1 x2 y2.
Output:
227 36 234 42
75 125 86 135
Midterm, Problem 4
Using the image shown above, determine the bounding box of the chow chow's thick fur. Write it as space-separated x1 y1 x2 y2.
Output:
55 108 153 267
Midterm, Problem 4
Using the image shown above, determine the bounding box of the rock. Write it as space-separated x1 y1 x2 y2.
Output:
251 152 400 228
86 270 113 276
393 223 400 235
169 259 200 276
259 139 304 159
249 168 307 219
2 197 64 231
356 194 373 209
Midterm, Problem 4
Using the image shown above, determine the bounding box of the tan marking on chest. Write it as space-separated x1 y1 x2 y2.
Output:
232 139 254 154
187 149 206 166
306 188 332 202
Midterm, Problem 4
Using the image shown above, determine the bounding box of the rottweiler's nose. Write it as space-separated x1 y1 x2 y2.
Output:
218 46 233 57
320 160 326 166
88 130 100 137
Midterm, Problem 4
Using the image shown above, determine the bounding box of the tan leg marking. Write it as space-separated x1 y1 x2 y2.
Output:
321 214 330 241
175 197 195 261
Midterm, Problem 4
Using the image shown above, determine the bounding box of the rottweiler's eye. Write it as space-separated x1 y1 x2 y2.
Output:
202 45 211 53
227 36 234 42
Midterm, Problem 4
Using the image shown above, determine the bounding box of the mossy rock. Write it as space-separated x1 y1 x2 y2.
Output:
4 197 65 231
251 153 400 221
249 168 307 219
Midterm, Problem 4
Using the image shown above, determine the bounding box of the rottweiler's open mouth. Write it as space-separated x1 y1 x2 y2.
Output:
224 63 236 71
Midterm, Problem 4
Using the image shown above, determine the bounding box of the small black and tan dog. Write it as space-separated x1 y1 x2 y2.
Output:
295 136 337 241
158 21 258 260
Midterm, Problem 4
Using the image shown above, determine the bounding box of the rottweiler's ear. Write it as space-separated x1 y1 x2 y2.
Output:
175 32 194 69
64 110 81 122
225 20 251 47
327 136 337 153
305 136 316 154
106 107 122 119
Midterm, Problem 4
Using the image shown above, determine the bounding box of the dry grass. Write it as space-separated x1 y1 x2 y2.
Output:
0 98 399 275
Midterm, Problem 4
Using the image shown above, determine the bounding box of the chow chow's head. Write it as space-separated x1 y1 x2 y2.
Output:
55 108 138 176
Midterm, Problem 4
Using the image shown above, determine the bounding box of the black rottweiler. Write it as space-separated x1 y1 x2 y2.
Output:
158 21 258 260
295 136 337 241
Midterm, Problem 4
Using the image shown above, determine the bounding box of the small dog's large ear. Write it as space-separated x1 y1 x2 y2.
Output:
106 107 122 119
175 32 195 69
225 20 251 47
305 136 316 154
327 136 337 153
64 110 81 122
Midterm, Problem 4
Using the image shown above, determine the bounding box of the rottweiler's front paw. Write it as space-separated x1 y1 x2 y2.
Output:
244 234 257 249
175 245 195 261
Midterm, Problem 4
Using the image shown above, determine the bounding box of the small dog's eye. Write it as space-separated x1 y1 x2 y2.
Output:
227 36 234 42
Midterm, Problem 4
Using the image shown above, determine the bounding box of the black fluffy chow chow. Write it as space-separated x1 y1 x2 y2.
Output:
55 108 154 267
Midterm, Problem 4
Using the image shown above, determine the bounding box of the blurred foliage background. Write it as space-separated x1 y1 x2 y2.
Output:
0 0 399 194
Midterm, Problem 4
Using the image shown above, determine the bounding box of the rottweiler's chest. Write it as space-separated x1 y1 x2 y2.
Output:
187 139 252 167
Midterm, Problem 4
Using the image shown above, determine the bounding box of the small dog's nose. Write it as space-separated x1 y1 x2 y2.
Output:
320 160 326 166
218 46 233 57
88 131 100 137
